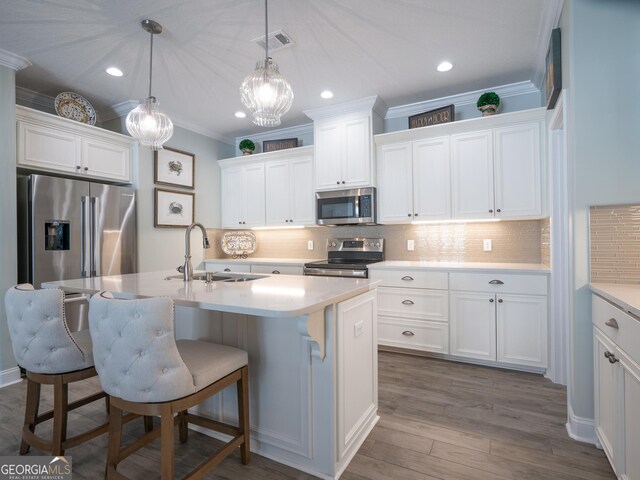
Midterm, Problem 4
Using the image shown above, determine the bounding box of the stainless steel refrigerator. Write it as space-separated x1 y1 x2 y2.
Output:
17 174 136 329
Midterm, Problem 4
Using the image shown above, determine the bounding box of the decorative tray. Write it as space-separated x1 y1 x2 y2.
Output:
221 231 256 259
54 92 97 125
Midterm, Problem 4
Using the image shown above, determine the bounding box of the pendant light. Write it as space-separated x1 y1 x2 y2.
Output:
240 0 294 127
126 19 174 150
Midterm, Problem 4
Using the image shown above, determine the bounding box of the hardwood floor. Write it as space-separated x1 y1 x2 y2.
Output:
0 352 615 479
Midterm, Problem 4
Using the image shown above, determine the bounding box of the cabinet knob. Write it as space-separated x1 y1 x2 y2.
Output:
408 213 412 217
84 167 89 171
605 318 619 329
489 298 494 303
498 299 503 303
76 165 81 170
337 181 340 185
341 180 345 184
285 219 289 222
290 219 293 222
604 351 619 364
272 270 280 274
401 276 414 281
239 221 242 224
489 209 494 213
401 330 415 336
496 209 501 213
402 300 414 305
414 213 418 216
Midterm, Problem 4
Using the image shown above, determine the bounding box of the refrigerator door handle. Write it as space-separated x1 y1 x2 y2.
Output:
80 196 90 278
91 196 101 277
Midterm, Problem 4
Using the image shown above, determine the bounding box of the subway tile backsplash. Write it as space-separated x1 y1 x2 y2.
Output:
206 220 543 264
590 205 640 284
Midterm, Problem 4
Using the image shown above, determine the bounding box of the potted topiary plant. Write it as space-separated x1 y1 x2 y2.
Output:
239 139 255 155
477 92 500 116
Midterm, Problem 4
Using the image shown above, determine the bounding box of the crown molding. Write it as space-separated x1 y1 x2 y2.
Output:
15 86 55 111
385 81 540 119
303 95 388 120
105 100 139 120
0 49 31 71
532 0 564 90
236 123 314 145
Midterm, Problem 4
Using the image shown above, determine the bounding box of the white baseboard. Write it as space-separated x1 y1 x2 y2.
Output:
566 404 597 445
0 366 21 388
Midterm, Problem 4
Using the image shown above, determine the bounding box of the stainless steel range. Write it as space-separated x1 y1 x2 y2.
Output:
303 238 384 278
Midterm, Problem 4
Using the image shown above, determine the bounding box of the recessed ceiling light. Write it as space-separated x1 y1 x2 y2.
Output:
320 90 334 99
437 61 453 72
106 66 123 77
235 111 247 118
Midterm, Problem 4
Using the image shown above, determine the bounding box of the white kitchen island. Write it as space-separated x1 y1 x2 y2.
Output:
43 271 379 480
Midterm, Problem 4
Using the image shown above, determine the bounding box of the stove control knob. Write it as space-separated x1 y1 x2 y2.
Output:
375 242 380 247
331 242 337 247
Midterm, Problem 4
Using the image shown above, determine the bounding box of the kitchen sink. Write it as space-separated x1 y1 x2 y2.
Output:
164 272 267 283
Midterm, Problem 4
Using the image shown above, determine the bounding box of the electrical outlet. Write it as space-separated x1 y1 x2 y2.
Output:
307 240 314 251
407 239 415 251
483 239 492 252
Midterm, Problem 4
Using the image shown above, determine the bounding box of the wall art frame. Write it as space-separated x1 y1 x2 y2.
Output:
154 146 195 189
154 188 195 228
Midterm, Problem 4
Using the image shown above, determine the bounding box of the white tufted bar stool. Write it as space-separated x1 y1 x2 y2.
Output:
4 284 117 455
89 292 250 480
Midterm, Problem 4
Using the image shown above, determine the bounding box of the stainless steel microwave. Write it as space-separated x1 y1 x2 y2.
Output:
316 187 377 226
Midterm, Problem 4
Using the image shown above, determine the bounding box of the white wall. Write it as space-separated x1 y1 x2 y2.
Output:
0 65 17 371
565 0 640 420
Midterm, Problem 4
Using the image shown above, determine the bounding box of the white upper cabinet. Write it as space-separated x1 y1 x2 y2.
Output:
451 130 495 219
413 136 451 221
16 106 134 183
314 113 372 190
305 96 386 191
374 108 546 223
265 147 314 227
493 122 542 219
220 146 314 229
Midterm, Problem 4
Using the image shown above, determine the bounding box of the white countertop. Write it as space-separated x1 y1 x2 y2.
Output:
43 270 377 318
369 261 550 274
591 283 640 317
204 257 315 266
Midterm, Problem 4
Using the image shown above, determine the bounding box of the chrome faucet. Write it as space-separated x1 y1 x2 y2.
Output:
178 222 211 281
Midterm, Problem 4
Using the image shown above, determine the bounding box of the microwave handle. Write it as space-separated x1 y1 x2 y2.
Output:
354 196 360 217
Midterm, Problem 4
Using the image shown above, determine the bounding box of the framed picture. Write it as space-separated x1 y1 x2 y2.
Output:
263 138 298 153
545 28 562 110
408 104 454 129
154 188 195 228
154 147 195 189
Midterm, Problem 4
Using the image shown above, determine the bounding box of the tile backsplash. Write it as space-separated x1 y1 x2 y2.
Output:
206 220 543 264
590 205 640 284
541 217 551 266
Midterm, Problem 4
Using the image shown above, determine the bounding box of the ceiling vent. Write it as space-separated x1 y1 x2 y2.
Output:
252 29 295 52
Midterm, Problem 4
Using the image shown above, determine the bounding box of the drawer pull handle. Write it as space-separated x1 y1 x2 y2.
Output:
489 279 504 285
224 268 231 272
402 300 414 305
402 330 415 336
605 318 619 329
604 351 620 364
272 270 280 274
401 276 414 281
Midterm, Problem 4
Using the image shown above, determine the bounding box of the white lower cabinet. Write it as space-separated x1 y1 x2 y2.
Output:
204 263 251 273
449 273 548 369
592 293 640 479
250 264 303 275
370 269 449 354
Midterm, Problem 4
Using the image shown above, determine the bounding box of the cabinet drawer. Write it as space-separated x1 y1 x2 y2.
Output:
378 317 448 354
449 272 547 295
204 263 251 273
378 287 448 321
250 264 303 275
593 294 640 362
369 269 448 290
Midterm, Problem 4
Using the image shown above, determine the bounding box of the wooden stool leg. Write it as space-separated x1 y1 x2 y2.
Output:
52 377 68 456
160 407 175 480
143 416 154 433
105 395 110 414
106 404 123 479
178 410 188 444
237 366 250 465
20 377 41 455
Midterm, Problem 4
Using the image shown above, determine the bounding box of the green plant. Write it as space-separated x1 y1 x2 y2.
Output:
239 139 255 152
477 92 500 108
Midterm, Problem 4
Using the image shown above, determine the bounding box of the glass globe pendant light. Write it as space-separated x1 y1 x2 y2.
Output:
240 0 293 127
126 19 173 149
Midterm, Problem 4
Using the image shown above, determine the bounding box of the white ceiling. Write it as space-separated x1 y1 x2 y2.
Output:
0 0 561 142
